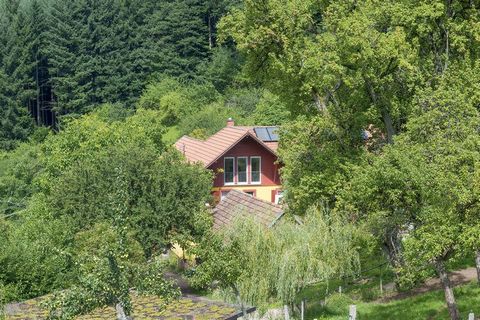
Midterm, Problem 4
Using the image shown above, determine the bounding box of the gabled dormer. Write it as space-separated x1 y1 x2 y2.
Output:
175 119 282 203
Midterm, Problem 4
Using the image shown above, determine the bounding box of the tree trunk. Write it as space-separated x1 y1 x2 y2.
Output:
208 14 213 49
36 52 41 126
382 228 404 283
381 109 395 144
366 81 396 144
435 260 459 320
475 249 480 285
311 87 327 113
115 303 132 320
300 300 305 320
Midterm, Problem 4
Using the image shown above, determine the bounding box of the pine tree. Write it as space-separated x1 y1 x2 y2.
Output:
0 69 34 150
0 0 35 149
1 0 238 129
146 0 210 79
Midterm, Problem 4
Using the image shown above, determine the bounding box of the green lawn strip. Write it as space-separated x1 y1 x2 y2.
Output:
305 282 480 320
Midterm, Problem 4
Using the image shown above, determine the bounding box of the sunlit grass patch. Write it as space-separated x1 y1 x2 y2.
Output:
305 281 480 320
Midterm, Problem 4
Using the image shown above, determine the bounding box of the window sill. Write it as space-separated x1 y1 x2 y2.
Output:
222 182 262 186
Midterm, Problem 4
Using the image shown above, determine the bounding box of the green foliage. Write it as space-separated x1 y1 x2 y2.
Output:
43 176 180 319
220 0 480 143
355 283 480 320
249 90 291 126
324 293 354 315
72 223 145 274
178 102 242 137
0 107 213 302
192 207 359 310
0 196 75 301
339 63 480 293
196 46 243 93
0 143 41 216
0 0 239 145
44 221 180 319
36 110 212 255
278 115 365 214
0 52 34 150
138 77 220 126
92 103 134 123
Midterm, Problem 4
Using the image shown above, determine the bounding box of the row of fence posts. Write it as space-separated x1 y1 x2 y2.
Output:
295 283 476 320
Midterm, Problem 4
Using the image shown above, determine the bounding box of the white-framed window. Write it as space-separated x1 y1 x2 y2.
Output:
244 190 255 197
250 156 261 184
237 157 248 184
224 157 235 185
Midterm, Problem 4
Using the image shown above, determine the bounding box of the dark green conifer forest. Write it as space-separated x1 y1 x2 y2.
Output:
0 0 244 149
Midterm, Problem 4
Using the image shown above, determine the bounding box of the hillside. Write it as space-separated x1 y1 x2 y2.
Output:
1 1 480 320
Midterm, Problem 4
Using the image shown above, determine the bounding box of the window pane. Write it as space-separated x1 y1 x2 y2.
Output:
237 157 247 183
251 157 260 183
224 158 234 183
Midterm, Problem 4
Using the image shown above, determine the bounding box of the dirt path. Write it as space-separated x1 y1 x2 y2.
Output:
164 271 194 295
381 267 478 302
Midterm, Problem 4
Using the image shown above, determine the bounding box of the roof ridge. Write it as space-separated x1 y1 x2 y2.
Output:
204 130 251 167
226 189 283 209
174 125 279 167
180 135 205 142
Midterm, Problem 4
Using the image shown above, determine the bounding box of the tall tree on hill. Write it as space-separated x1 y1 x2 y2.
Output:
340 65 480 320
203 0 240 49
220 0 480 141
0 69 34 150
0 0 240 136
222 0 480 272
27 0 54 126
146 0 210 79
0 0 36 149
46 0 81 117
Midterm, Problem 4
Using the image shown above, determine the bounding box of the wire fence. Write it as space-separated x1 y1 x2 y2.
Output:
302 261 391 302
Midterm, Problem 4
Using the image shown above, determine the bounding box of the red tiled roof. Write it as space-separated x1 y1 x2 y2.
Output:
175 126 278 167
212 190 284 230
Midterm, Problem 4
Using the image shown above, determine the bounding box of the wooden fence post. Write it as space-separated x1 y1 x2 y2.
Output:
283 304 290 320
300 300 305 320
349 305 356 320
380 277 383 296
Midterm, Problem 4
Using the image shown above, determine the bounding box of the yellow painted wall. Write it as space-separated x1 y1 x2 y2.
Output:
171 242 196 262
212 185 280 203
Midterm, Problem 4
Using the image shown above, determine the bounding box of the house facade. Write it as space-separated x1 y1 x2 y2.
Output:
175 119 282 203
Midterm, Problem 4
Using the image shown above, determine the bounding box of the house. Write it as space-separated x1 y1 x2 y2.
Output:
175 119 282 203
212 189 284 230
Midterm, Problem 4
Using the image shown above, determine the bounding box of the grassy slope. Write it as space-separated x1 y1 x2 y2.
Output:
301 254 478 319
306 282 480 320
